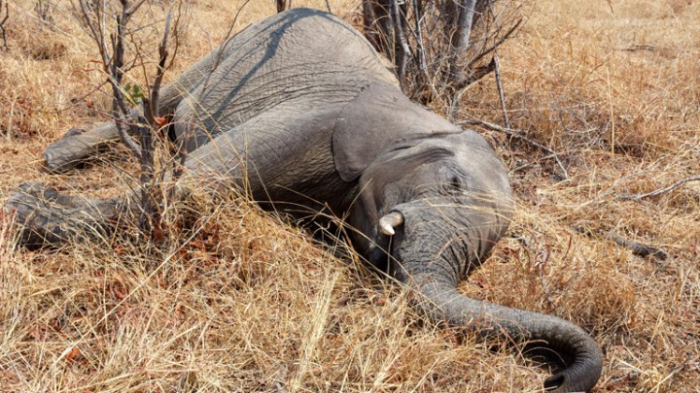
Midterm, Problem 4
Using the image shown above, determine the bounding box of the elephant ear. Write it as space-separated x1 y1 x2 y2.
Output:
332 82 461 182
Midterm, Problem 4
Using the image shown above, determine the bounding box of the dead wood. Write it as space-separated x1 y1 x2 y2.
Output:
616 176 700 201
573 226 669 261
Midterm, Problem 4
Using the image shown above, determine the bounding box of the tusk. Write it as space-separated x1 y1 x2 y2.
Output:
379 211 404 236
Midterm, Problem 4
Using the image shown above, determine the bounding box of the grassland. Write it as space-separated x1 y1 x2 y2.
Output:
1 0 698 391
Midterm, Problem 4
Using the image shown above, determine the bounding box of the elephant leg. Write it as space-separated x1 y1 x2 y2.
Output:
43 117 131 173
3 182 121 247
179 104 342 207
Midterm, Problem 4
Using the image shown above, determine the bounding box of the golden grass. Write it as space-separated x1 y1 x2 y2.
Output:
1 0 699 392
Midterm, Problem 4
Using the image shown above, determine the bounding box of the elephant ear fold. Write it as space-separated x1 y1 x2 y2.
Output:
332 83 459 182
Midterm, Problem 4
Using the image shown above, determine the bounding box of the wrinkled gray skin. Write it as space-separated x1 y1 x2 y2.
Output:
6 9 602 392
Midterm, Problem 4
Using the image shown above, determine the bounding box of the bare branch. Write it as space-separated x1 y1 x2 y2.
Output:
362 0 380 50
149 10 172 121
124 0 147 21
449 0 477 83
390 0 410 79
198 0 251 98
466 17 522 70
110 5 142 158
362 0 524 109
461 118 569 179
574 226 669 261
409 0 437 99
493 51 510 129
616 176 700 201
605 232 668 261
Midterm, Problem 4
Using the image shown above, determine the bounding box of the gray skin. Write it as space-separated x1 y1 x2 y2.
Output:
6 8 602 392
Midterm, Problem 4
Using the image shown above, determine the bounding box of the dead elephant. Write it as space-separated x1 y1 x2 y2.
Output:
5 8 602 392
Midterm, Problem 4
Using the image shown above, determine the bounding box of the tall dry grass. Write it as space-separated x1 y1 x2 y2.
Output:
1 0 699 392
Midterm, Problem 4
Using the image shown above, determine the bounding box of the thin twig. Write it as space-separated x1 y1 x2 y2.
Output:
124 0 147 20
110 2 142 158
466 18 522 70
487 2 510 130
606 233 668 261
616 176 700 200
390 0 411 80
197 0 251 101
149 10 171 122
461 118 569 178
166 0 184 70
408 0 438 99
493 51 510 129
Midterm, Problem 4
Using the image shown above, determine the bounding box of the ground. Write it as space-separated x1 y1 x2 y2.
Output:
1 0 698 392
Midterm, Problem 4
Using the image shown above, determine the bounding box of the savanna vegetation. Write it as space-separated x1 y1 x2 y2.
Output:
1 0 698 391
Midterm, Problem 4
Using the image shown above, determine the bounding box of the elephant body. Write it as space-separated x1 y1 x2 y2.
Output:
9 8 602 392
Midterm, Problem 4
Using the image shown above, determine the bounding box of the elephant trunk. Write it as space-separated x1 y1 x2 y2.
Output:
403 271 603 392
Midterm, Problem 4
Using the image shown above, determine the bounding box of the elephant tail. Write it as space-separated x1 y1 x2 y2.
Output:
410 275 603 393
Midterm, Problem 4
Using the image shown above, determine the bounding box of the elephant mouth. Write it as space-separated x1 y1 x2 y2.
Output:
365 210 406 274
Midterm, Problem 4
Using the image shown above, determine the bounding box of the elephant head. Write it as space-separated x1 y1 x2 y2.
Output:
343 130 603 392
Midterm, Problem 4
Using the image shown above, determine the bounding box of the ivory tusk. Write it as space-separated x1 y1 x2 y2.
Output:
379 211 404 236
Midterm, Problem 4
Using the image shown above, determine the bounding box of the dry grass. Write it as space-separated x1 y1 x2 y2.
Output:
1 0 699 392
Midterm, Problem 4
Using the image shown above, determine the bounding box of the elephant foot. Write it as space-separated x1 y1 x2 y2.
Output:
3 182 119 248
44 123 119 173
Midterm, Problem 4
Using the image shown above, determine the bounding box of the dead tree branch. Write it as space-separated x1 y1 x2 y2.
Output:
110 0 143 158
493 51 510 129
616 176 700 201
461 118 569 178
573 226 669 261
449 0 477 84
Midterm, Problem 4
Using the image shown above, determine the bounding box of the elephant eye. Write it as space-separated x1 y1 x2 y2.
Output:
444 174 463 195
450 175 461 190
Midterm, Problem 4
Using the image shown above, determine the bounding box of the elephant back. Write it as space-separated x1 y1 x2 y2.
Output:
172 8 399 145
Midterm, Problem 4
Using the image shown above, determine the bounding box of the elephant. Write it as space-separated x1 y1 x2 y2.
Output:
4 8 602 392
